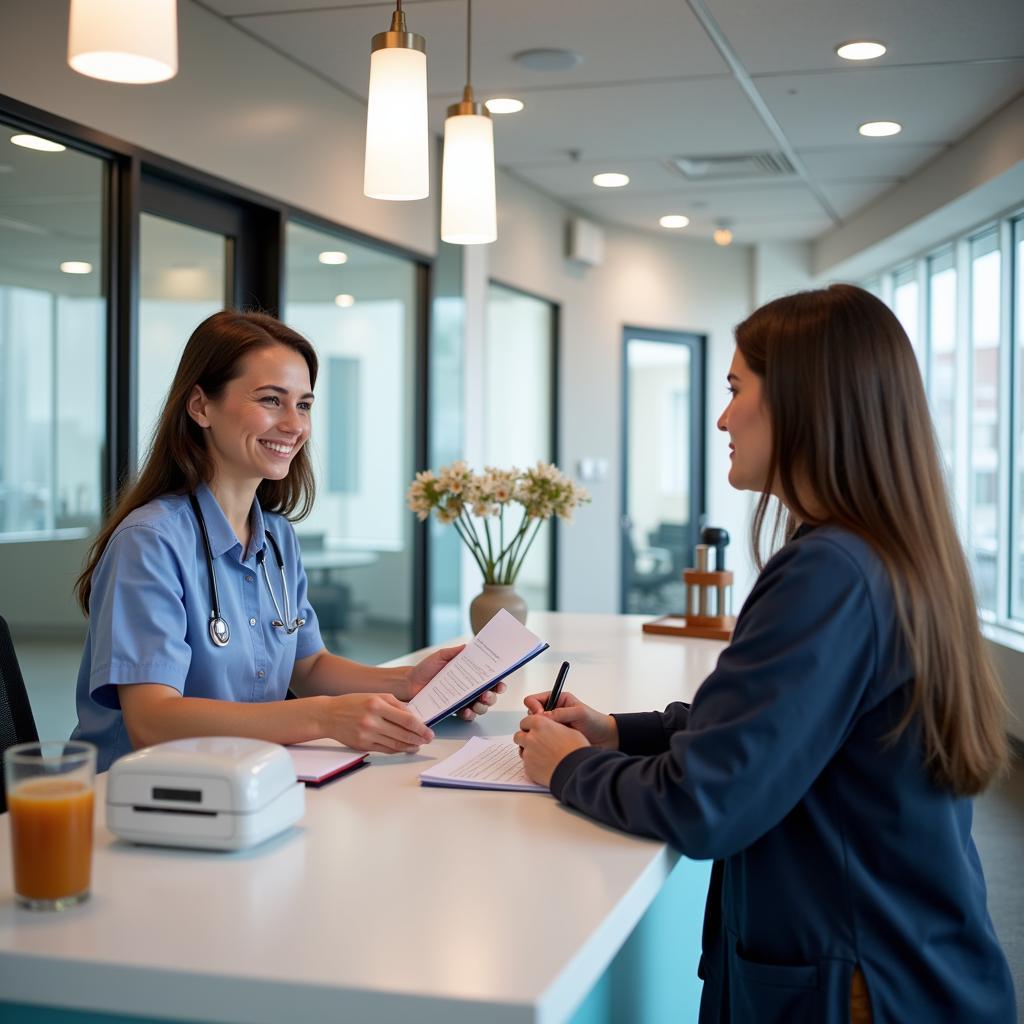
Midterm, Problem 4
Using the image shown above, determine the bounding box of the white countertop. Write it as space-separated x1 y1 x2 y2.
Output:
0 613 725 1024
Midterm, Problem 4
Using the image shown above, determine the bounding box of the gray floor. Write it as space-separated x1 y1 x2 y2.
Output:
11 640 1024 1009
971 747 1024 1007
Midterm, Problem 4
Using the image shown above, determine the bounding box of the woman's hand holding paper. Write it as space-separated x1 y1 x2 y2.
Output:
402 643 508 721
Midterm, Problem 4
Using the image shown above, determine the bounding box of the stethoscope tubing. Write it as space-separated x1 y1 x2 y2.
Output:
188 492 304 647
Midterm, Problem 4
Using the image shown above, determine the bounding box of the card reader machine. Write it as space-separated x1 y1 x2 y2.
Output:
106 737 305 851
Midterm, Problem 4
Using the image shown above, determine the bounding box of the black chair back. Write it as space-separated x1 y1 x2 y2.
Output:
0 615 40 813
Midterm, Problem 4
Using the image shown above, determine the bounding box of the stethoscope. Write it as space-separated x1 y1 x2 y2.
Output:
189 494 305 648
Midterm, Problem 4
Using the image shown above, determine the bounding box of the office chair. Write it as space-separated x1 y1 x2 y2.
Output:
0 615 40 813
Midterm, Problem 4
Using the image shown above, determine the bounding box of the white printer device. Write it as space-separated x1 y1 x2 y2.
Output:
107 737 305 851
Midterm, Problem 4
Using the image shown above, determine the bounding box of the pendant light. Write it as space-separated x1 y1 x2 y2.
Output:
67 0 178 84
363 1 429 201
440 0 496 245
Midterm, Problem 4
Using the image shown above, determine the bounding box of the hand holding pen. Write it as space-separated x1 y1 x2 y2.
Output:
521 662 620 751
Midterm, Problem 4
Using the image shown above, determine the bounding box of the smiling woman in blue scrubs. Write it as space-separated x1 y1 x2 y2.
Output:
516 285 1016 1023
72 310 500 772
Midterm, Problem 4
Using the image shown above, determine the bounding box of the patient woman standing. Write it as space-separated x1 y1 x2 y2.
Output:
72 311 499 772
516 285 1015 1023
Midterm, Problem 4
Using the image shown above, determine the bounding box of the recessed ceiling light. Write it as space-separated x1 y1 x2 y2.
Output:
334 293 355 308
10 134 66 153
485 98 524 114
513 48 582 72
836 41 886 61
858 120 902 137
593 172 629 188
659 214 690 229
319 251 348 265
60 261 93 274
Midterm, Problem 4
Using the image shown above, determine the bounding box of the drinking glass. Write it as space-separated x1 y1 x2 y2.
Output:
4 741 97 910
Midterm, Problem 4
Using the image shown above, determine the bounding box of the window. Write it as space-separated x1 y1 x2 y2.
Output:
0 123 106 540
968 230 1001 613
892 265 920 357
867 208 1024 630
927 249 958 481
284 220 419 662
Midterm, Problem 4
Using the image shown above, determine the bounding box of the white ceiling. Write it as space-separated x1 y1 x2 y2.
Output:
197 0 1024 245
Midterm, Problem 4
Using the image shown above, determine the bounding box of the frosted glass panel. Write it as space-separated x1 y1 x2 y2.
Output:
285 221 417 663
137 214 227 464
484 283 555 612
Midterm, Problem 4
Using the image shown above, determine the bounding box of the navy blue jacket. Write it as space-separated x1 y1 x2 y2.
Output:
551 525 1015 1023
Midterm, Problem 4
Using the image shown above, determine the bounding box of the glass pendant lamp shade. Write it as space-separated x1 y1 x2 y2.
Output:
67 0 178 84
440 101 496 244
363 9 429 201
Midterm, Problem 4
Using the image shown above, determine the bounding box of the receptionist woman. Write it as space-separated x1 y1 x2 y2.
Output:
72 310 501 772
516 285 1015 1023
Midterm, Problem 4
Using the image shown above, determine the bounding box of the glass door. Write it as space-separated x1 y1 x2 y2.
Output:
137 213 229 462
621 328 705 614
483 282 558 612
134 173 281 472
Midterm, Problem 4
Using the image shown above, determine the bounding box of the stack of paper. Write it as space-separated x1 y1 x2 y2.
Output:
408 609 548 726
287 741 368 785
419 736 547 793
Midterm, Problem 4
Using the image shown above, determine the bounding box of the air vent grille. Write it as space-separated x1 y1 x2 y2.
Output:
669 152 795 181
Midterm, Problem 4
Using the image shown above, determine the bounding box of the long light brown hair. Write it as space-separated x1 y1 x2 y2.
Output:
76 310 318 614
735 283 1008 795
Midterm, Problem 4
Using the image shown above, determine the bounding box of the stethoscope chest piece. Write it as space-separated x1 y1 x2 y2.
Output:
209 616 230 647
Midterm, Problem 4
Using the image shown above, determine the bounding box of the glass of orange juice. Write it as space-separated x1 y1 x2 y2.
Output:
4 741 97 911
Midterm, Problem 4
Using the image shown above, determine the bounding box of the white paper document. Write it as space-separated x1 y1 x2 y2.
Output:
419 736 547 793
408 609 548 726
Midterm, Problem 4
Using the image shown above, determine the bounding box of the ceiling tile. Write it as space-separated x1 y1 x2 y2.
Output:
817 180 901 219
756 61 1024 148
797 142 946 181
430 79 777 165
572 182 826 230
707 0 1024 75
206 0 379 14
236 0 730 101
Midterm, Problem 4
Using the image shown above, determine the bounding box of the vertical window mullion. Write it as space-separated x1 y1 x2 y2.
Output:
996 219 1014 620
955 236 972 540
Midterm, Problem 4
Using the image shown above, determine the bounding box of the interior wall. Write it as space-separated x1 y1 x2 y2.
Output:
488 171 757 611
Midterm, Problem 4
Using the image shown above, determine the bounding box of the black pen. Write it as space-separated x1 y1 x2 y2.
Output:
545 661 570 712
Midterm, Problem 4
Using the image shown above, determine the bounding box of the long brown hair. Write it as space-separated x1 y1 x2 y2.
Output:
735 283 1008 795
76 310 318 614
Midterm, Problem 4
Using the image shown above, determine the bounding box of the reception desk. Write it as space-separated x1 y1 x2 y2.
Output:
0 613 725 1024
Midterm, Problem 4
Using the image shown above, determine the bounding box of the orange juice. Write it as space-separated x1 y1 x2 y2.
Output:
8 777 94 901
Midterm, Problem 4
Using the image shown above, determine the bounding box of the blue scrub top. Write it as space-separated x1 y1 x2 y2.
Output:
72 483 324 771
551 523 1016 1024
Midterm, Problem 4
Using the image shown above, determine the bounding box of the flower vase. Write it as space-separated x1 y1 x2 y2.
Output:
469 584 528 634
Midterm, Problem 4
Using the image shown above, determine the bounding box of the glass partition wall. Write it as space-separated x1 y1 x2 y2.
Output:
0 119 107 739
137 214 228 463
482 283 557 612
284 221 419 663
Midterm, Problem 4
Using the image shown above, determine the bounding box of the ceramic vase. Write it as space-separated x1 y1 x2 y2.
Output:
469 583 528 634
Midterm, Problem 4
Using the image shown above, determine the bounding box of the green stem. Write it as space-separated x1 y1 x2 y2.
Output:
501 510 531 583
483 516 495 578
452 518 488 576
509 518 545 583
